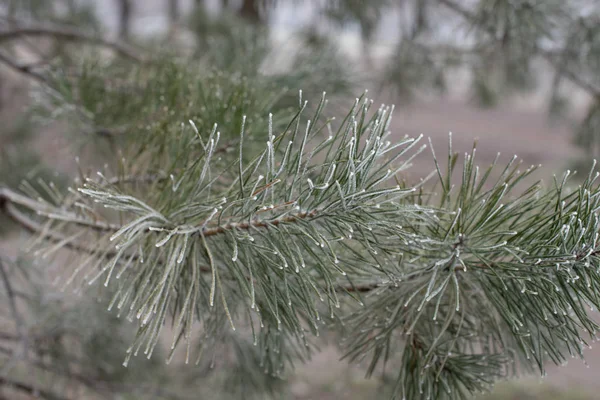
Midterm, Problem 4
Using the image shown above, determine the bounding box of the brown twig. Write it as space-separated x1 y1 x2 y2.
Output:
201 209 319 237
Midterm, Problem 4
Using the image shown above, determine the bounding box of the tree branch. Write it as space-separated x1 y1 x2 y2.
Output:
0 186 381 293
101 173 169 187
1 200 120 258
0 49 47 83
436 0 600 98
0 261 22 337
0 187 120 232
0 25 145 62
0 376 68 400
0 257 28 376
201 209 319 237
0 186 325 237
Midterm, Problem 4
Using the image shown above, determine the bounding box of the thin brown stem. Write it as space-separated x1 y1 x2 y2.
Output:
0 187 320 237
201 209 318 237
0 345 184 399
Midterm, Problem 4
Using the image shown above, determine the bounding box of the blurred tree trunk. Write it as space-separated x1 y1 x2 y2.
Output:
167 0 179 40
222 0 230 10
117 0 132 40
7 0 17 20
168 0 179 23
239 0 261 23
66 0 76 13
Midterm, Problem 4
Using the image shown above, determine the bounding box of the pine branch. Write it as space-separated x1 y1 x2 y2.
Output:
0 95 428 365
0 186 322 239
0 186 389 294
3 2 600 398
436 0 600 97
5 88 600 399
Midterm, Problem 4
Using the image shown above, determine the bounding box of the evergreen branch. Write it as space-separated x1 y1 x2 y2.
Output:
0 55 133 144
541 51 600 99
0 186 393 294
437 0 600 97
0 196 218 280
6 88 600 399
0 188 322 238
4 2 600 398
1 95 429 368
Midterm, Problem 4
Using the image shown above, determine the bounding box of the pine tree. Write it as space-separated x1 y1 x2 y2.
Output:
2 1 600 399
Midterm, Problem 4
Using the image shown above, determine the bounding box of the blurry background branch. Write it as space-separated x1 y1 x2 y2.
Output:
0 49 47 82
0 22 145 62
437 0 600 98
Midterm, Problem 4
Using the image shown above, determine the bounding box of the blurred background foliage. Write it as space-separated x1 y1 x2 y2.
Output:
1 0 600 399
